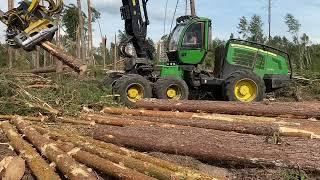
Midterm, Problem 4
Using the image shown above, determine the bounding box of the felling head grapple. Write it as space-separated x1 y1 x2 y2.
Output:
0 0 63 51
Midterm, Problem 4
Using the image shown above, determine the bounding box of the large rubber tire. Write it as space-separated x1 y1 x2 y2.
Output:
113 74 152 107
102 73 123 89
223 70 266 102
154 78 189 100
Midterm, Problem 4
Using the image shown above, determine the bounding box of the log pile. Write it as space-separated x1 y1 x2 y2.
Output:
0 116 216 180
0 100 320 178
135 99 320 119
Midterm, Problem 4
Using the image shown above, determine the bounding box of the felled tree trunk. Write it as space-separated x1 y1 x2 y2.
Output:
40 41 87 75
55 141 154 180
83 112 320 139
27 66 62 74
93 125 320 173
12 118 97 180
0 122 60 180
136 99 320 119
35 126 215 180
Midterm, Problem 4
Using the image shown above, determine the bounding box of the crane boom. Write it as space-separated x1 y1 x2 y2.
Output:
120 0 154 60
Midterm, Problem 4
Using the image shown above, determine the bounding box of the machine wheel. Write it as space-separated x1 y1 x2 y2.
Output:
154 78 189 100
113 74 152 107
102 72 123 89
224 70 266 102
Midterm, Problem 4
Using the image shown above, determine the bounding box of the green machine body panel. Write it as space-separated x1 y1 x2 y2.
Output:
159 65 184 79
226 42 290 79
178 49 206 65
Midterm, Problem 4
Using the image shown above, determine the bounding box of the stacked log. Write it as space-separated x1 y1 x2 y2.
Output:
54 141 154 180
136 99 320 119
0 122 60 180
36 127 215 180
11 118 97 180
82 112 320 139
93 124 320 173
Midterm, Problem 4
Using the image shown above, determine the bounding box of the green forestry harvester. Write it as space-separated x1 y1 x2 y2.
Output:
104 0 292 106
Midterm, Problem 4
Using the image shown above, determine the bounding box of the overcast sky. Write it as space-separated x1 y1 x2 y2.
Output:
0 0 319 46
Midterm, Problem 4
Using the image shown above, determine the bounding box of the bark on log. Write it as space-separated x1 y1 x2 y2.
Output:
12 118 97 180
0 122 60 180
102 107 194 119
40 41 87 75
0 115 48 122
136 99 320 119
81 113 174 127
56 117 96 126
54 141 155 180
36 127 216 180
83 113 320 139
27 66 63 74
93 125 320 173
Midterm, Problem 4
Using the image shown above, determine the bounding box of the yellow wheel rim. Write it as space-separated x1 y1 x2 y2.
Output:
234 79 258 102
127 84 144 102
166 86 182 100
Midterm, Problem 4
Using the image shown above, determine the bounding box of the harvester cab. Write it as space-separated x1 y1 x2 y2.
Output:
167 16 211 66
0 0 63 51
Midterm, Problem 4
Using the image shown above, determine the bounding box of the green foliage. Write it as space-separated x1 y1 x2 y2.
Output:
0 72 115 116
248 15 265 43
36 74 115 115
62 4 83 41
62 4 101 41
203 39 225 68
281 169 308 180
237 15 264 43
285 14 301 35
237 16 249 39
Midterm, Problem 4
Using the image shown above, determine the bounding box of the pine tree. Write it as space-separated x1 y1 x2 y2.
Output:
237 16 249 39
249 15 264 43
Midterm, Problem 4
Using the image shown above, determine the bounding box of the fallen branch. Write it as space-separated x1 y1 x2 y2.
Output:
0 122 60 180
136 99 320 119
26 84 59 89
12 118 97 180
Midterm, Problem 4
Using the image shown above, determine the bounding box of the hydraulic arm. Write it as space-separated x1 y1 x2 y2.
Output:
120 0 154 60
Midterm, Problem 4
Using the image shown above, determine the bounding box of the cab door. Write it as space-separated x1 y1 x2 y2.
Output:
178 22 206 65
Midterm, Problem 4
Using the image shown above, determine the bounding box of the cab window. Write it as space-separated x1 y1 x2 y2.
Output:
182 23 204 49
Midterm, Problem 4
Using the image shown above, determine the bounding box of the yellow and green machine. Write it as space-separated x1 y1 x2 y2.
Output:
0 0 62 51
0 0 292 107
112 15 292 106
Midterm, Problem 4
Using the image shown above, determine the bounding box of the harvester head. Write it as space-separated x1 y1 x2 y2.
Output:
0 0 63 51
